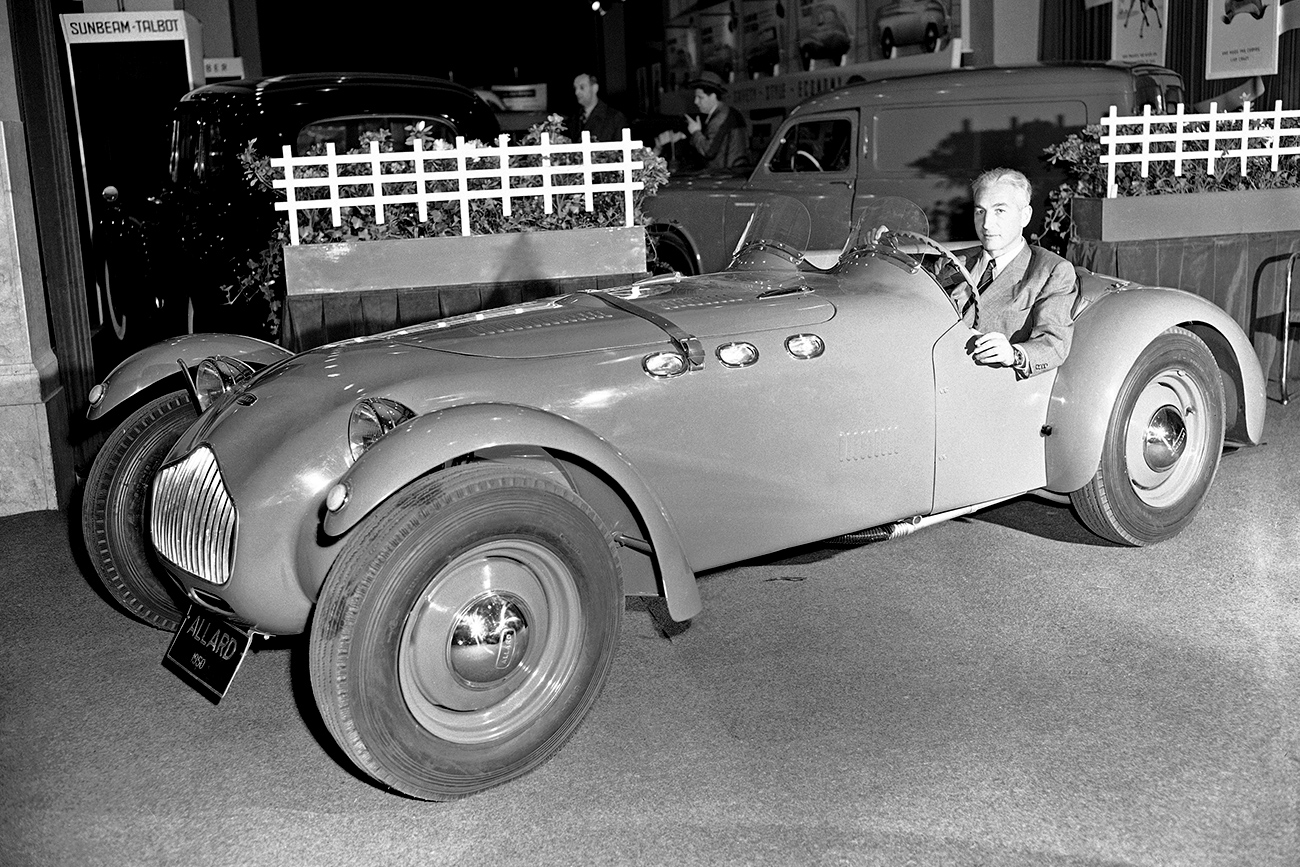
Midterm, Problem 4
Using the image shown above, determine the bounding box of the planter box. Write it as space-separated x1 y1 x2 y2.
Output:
1072 189 1300 242
281 226 647 350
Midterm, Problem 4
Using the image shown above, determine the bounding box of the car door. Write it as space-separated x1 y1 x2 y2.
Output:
734 111 859 261
930 321 1056 512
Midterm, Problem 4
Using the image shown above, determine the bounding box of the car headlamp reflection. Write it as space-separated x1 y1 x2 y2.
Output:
193 356 256 412
347 397 416 461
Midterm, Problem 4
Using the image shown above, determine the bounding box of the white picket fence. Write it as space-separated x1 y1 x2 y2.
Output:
1099 101 1300 197
270 130 645 245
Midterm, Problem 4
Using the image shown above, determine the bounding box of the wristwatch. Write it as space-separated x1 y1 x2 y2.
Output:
1012 346 1026 370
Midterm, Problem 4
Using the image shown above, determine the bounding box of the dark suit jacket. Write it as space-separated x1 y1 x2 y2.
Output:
947 242 1078 377
575 100 629 143
688 103 747 170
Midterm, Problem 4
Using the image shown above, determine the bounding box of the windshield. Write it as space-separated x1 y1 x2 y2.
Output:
841 196 931 259
726 196 813 271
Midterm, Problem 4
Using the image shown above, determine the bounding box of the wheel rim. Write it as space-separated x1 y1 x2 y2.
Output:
1123 366 1211 507
398 539 584 744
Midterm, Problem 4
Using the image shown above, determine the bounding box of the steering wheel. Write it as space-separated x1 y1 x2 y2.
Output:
884 229 977 313
791 149 823 172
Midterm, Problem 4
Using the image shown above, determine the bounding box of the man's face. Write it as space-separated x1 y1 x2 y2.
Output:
973 179 1032 260
573 76 597 111
693 89 719 114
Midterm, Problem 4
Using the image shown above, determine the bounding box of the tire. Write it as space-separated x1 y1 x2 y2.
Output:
81 390 195 630
923 23 940 52
880 29 895 59
1070 327 1225 546
648 230 697 276
309 464 623 800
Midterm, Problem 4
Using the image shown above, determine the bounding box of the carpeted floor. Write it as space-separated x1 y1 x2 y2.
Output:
1 401 1297 867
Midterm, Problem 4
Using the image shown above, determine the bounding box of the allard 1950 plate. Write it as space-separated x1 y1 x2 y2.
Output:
163 605 253 704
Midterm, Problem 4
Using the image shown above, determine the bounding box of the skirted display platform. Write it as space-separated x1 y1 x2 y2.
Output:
1068 230 1300 396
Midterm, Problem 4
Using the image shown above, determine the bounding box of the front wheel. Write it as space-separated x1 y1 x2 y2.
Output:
81 390 195 630
1070 327 1225 545
309 464 623 800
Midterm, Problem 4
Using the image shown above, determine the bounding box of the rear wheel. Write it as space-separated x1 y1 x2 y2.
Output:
880 29 895 59
1070 327 1225 545
923 23 941 52
81 390 194 630
309 464 623 800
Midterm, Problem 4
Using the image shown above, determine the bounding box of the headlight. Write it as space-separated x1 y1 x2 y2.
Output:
193 356 255 413
348 398 416 461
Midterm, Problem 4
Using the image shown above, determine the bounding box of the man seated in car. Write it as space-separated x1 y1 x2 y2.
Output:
937 167 1078 378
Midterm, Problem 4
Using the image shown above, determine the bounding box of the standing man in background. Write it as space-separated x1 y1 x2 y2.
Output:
654 70 748 171
572 72 629 142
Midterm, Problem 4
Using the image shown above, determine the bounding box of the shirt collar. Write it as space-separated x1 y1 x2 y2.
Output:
979 236 1026 276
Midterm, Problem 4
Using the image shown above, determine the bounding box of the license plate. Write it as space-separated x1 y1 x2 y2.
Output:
163 606 253 704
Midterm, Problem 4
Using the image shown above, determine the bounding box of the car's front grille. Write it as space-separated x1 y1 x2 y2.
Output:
151 445 237 586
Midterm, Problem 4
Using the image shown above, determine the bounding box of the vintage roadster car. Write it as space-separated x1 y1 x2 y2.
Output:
81 196 1265 800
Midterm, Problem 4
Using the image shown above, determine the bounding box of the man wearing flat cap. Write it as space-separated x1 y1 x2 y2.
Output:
655 70 748 171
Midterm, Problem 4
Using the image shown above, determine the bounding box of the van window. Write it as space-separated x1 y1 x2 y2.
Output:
1134 72 1184 113
873 101 1088 178
768 117 854 173
296 115 458 153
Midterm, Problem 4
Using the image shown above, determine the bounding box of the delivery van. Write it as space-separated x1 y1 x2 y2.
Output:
645 63 1184 274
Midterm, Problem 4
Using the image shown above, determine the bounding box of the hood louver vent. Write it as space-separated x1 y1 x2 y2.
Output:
462 309 616 337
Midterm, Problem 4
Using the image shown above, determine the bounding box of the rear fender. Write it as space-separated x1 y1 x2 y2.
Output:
1045 288 1266 493
320 403 703 622
87 333 292 420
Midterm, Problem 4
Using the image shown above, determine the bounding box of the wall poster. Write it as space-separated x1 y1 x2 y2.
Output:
794 0 855 70
739 0 787 78
1112 0 1168 65
696 10 740 80
1206 0 1280 79
664 25 699 91
860 0 958 63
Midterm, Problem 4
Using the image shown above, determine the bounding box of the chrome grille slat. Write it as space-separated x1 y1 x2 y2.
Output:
151 446 236 585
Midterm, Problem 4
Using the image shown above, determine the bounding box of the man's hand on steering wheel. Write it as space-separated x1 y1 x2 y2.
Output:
885 229 979 313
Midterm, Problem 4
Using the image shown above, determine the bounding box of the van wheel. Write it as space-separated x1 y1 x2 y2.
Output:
924 24 940 52
880 29 895 59
648 230 696 276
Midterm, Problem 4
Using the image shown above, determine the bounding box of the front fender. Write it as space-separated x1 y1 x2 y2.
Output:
87 333 293 421
1045 287 1266 493
322 403 703 622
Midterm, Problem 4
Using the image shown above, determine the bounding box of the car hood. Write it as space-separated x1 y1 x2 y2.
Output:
378 272 836 359
169 269 838 506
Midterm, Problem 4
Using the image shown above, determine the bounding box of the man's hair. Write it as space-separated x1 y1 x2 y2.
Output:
972 167 1032 204
576 73 599 88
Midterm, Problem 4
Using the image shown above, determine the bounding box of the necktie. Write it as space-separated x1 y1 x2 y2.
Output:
962 258 995 322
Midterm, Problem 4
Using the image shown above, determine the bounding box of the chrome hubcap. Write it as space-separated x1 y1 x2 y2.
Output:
1124 368 1208 507
1142 404 1187 472
398 539 582 744
448 593 531 687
